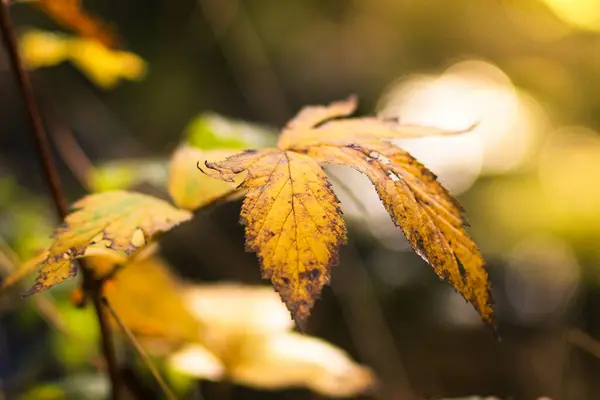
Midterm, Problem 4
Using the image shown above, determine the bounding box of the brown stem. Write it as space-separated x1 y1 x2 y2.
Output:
0 2 122 399
102 297 179 400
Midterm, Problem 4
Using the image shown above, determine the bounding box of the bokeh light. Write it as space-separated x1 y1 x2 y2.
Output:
378 60 546 192
541 0 600 31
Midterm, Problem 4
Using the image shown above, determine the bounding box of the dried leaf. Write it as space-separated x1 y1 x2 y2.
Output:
205 150 347 321
168 146 243 211
25 191 192 295
203 97 493 326
33 0 118 47
308 143 492 324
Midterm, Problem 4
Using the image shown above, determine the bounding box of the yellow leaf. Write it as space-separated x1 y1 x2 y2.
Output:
205 150 347 321
228 332 375 397
25 191 192 295
105 256 202 342
279 95 474 150
183 284 294 338
307 142 493 325
67 38 147 89
18 29 147 89
173 283 374 397
168 146 244 211
32 0 118 47
203 97 493 326
19 29 70 69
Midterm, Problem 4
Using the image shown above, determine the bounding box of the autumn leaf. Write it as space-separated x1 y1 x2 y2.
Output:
168 146 244 211
203 96 494 326
105 255 202 342
32 0 118 47
25 191 192 295
172 283 375 397
19 29 147 89
204 149 347 321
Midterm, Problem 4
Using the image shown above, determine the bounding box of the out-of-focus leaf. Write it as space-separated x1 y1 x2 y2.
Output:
19 29 147 89
89 159 168 192
183 283 294 338
167 343 225 382
32 0 118 47
25 191 191 295
167 146 243 211
105 255 202 342
68 38 147 89
19 29 71 68
185 112 277 150
228 332 375 397
172 283 375 398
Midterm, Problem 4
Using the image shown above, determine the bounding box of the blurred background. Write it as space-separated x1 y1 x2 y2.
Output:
2 0 600 399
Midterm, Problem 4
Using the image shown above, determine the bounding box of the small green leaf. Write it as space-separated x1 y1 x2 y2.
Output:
89 159 168 192
185 112 277 150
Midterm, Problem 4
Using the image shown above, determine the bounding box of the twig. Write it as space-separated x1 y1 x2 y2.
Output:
49 116 95 190
568 328 600 359
333 243 415 400
101 297 179 400
0 3 122 399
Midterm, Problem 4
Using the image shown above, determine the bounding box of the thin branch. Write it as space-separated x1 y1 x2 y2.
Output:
333 243 415 400
568 328 600 359
101 297 179 400
49 115 95 190
0 3 122 399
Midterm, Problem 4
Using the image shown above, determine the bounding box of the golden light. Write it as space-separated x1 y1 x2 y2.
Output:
538 126 600 217
378 60 545 192
541 0 600 31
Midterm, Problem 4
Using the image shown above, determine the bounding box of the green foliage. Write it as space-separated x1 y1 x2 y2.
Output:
185 112 277 150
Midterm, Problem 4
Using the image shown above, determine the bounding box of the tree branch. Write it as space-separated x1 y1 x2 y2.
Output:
0 2 122 398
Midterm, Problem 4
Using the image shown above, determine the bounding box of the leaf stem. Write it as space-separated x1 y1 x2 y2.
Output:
0 2 122 399
102 297 180 400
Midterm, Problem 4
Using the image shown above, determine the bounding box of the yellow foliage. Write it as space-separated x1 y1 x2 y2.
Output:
204 96 493 326
68 38 147 89
168 146 244 211
170 283 375 398
19 30 70 68
105 256 202 342
19 29 147 89
205 149 347 321
25 191 191 295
